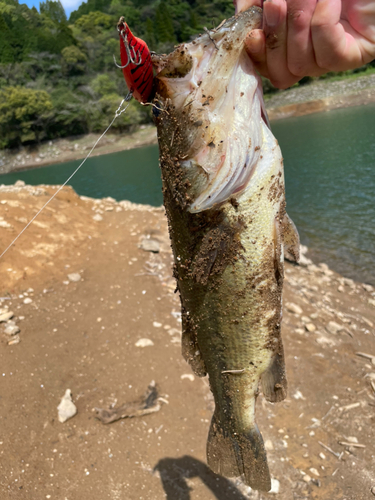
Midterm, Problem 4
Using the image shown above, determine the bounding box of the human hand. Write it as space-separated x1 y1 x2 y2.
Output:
235 0 375 89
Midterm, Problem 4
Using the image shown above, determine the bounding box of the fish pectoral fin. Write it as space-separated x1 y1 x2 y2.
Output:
207 415 271 492
261 346 287 403
282 212 300 263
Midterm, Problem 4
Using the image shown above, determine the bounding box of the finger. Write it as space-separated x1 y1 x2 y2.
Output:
234 0 263 15
311 0 363 71
244 29 270 78
263 0 299 88
286 0 319 76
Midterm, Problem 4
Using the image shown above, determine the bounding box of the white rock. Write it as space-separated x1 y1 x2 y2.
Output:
0 220 11 228
265 439 274 451
326 321 343 334
363 284 373 292
319 452 326 460
0 311 13 322
303 475 311 483
57 389 77 423
269 478 280 494
4 324 20 335
181 374 194 381
139 238 160 253
23 298 32 304
286 303 303 315
305 323 316 332
309 468 320 477
68 273 81 282
346 436 358 443
8 336 20 345
368 299 375 307
293 390 306 400
153 321 162 328
135 338 154 347
93 214 103 221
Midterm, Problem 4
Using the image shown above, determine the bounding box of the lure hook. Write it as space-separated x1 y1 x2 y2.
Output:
116 25 142 68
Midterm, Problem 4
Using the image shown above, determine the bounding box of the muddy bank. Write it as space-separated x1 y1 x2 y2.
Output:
1 74 374 176
0 183 375 499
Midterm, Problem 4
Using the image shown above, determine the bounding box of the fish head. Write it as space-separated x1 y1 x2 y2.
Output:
154 7 267 212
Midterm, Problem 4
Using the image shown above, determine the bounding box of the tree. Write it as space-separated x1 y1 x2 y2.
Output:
39 0 67 23
0 86 53 147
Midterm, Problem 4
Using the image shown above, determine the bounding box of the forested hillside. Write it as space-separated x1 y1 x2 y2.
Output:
0 0 373 149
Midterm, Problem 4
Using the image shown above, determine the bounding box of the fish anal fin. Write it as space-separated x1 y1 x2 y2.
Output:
282 213 300 263
207 414 271 492
261 345 287 403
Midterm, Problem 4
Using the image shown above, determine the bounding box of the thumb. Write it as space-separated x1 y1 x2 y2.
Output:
234 0 263 15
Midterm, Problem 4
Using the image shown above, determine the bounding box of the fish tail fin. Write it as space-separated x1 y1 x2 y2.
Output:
206 413 271 492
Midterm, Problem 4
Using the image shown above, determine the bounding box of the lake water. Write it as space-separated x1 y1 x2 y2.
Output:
1 104 375 285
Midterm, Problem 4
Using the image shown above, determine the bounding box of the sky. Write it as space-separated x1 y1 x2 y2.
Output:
21 0 85 16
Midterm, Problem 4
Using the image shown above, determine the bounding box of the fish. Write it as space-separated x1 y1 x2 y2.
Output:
151 6 300 492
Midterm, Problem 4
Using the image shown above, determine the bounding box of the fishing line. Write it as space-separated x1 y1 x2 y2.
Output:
0 95 132 261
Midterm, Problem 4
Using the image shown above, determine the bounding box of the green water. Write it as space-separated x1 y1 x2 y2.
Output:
1 105 374 284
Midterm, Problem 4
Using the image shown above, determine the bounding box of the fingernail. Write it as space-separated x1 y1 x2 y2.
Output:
264 0 281 27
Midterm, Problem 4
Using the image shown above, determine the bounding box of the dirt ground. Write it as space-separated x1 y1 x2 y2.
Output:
0 183 375 500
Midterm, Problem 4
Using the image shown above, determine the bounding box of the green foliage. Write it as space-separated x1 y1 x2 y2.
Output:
0 86 53 147
39 0 67 23
0 0 373 149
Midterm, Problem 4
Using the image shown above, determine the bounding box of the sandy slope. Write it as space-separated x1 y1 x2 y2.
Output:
0 183 375 500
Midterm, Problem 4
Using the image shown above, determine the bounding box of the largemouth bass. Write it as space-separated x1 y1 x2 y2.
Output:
152 7 299 492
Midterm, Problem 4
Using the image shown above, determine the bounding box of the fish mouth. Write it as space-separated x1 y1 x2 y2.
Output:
155 7 267 213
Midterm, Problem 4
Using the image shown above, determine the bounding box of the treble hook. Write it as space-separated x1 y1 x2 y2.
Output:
115 28 142 69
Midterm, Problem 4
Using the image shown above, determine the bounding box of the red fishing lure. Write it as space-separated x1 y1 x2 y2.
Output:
117 17 154 104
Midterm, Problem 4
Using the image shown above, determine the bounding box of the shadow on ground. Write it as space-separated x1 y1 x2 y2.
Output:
154 456 248 500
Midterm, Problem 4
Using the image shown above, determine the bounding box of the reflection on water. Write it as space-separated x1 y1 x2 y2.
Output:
1 105 374 284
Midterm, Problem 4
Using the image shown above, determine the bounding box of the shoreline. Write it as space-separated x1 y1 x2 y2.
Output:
0 73 374 175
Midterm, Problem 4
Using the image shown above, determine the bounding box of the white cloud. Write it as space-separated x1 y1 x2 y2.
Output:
60 0 86 13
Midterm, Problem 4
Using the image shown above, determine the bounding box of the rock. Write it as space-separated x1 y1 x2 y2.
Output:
269 478 280 494
139 237 160 253
362 284 373 292
309 468 320 477
135 338 154 347
305 323 316 332
0 311 13 322
337 285 344 293
319 452 326 460
368 299 375 307
8 336 20 345
326 321 343 334
4 324 20 335
23 298 32 304
152 321 162 328
303 475 311 483
295 328 305 335
265 439 274 451
15 180 25 187
286 303 303 315
0 220 11 228
181 374 194 381
68 273 81 282
316 334 336 346
93 214 103 222
57 389 77 423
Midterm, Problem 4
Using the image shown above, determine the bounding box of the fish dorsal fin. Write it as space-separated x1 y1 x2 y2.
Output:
282 213 300 263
